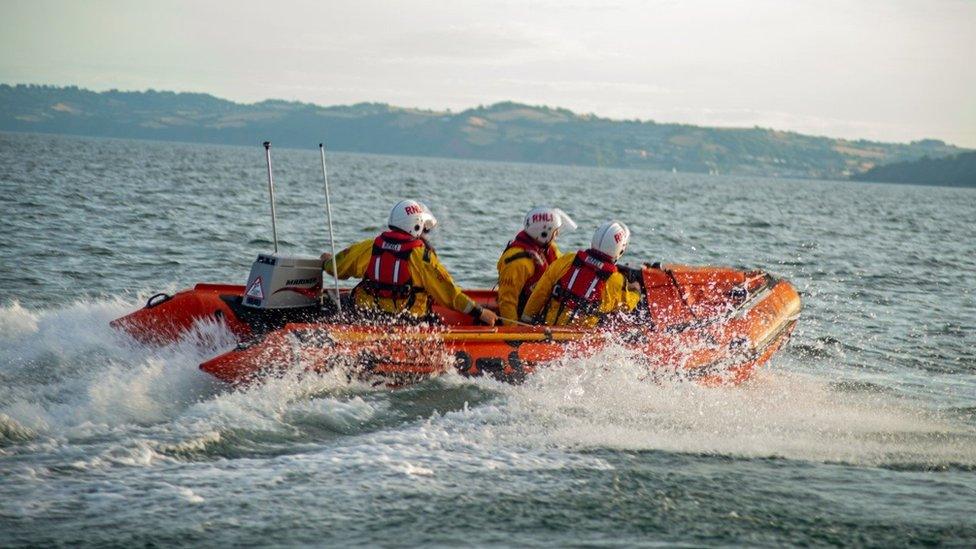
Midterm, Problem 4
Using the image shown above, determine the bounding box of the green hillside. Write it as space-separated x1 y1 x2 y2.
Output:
852 151 976 187
1 84 967 180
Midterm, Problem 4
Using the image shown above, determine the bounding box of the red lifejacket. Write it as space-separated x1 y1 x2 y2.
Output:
503 231 558 311
358 230 426 301
544 249 617 320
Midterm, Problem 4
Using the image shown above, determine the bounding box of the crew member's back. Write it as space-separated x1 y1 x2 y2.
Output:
322 199 498 325
521 220 639 327
496 207 575 325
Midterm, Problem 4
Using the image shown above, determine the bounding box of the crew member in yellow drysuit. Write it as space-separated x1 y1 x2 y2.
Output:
320 199 498 325
521 220 639 327
496 207 575 325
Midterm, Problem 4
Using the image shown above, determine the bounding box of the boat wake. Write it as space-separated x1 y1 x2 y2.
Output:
501 351 976 470
1 298 974 474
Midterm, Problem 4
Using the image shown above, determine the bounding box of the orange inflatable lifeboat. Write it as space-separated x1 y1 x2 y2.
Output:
111 263 801 387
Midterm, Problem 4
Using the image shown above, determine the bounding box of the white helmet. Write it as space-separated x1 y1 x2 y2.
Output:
523 207 577 245
591 220 630 261
388 199 437 238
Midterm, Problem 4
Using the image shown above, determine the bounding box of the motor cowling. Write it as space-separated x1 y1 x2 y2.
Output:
243 254 322 309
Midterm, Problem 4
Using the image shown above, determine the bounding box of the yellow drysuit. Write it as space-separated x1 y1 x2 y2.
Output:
521 252 639 327
325 238 479 317
496 242 560 325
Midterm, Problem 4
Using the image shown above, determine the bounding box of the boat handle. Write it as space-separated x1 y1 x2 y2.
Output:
145 293 173 309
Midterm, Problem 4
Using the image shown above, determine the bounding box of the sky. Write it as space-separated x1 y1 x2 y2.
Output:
2 0 974 146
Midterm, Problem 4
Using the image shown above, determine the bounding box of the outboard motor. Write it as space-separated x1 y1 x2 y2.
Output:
243 254 322 309
238 141 336 311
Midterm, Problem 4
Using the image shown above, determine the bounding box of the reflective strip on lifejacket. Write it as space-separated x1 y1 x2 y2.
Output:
541 250 618 322
566 268 580 293
359 231 426 301
563 266 601 300
584 277 599 299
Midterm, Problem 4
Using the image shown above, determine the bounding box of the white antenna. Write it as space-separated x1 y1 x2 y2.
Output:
319 143 342 314
263 141 279 254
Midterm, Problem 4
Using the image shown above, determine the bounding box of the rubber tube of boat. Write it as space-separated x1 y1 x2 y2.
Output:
263 141 279 254
319 143 342 315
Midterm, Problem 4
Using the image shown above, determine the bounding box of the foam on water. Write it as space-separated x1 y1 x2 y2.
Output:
2 298 973 475
3 134 975 545
495 349 976 469
0 297 227 441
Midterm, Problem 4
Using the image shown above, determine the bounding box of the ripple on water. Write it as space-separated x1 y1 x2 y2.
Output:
1 133 975 546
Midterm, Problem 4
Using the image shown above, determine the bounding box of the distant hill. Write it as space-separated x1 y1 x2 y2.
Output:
0 83 968 180
851 151 976 187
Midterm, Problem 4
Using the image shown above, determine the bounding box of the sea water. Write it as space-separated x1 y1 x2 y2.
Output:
1 132 974 546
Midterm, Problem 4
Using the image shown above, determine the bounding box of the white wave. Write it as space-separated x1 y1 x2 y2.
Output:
0 301 39 340
492 347 976 467
0 412 37 444
174 485 205 504
177 365 381 436
0 297 128 368
2 298 972 474
0 298 233 437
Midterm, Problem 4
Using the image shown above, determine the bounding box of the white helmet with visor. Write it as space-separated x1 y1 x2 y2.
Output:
591 220 630 261
523 207 577 245
388 199 437 238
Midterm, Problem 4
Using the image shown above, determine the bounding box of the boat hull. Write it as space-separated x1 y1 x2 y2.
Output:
111 265 801 387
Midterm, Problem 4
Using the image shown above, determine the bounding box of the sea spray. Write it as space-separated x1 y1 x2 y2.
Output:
3 134 975 545
497 346 976 469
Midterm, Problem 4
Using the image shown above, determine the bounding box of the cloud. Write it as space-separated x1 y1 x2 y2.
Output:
1 0 973 146
382 26 541 61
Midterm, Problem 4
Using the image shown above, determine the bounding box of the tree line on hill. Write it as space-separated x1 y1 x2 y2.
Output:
1 83 969 184
851 151 976 187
